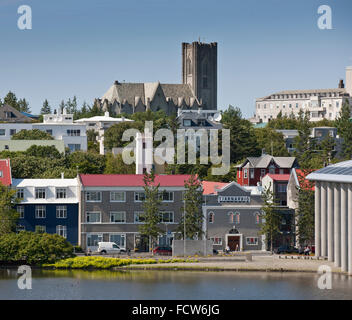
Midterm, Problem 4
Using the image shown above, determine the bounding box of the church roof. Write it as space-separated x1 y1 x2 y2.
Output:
101 81 200 106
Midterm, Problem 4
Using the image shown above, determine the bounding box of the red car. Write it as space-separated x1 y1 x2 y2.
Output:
153 246 172 255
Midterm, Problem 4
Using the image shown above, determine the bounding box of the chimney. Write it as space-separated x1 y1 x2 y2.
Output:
338 79 345 89
61 172 64 179
346 66 352 96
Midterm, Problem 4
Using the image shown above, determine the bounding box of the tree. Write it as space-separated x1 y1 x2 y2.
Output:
221 105 260 163
139 171 163 252
295 169 315 247
11 129 54 140
176 175 203 240
336 100 352 159
25 145 62 159
104 153 135 174
66 96 78 115
260 184 281 252
254 127 290 156
17 98 30 113
319 134 336 166
0 184 20 235
40 99 51 115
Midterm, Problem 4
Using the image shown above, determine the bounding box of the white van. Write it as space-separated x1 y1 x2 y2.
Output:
97 242 125 254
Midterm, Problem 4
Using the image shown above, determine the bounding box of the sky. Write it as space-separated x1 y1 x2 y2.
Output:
0 0 351 118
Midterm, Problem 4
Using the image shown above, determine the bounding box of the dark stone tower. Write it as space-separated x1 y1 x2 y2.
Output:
182 41 217 110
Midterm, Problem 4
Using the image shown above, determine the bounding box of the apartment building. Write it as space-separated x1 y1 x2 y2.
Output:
253 67 352 123
79 174 193 252
12 178 80 245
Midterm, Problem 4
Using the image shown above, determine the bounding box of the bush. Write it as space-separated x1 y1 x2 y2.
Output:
0 232 74 264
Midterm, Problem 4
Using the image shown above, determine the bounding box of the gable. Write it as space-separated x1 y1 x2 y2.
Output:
217 181 251 197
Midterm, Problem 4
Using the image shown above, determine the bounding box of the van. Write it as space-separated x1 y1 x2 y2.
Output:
97 242 125 254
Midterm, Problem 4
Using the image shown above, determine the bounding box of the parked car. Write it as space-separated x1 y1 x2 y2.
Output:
274 245 299 254
153 246 172 255
97 242 125 254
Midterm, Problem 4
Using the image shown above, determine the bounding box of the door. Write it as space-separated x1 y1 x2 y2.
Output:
228 236 240 251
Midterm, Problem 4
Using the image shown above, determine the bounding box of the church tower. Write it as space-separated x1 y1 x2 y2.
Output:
182 41 217 110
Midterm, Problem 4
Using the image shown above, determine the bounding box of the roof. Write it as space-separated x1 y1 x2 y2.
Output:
0 104 34 123
257 88 347 100
307 160 352 183
0 159 12 186
79 174 193 187
264 174 290 181
239 154 296 169
20 112 39 119
202 181 229 195
12 178 78 188
292 168 315 191
75 112 134 123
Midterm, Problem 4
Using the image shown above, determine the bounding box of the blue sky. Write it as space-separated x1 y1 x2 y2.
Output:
0 0 351 118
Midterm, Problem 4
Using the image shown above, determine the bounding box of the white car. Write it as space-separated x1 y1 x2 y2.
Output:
97 242 125 254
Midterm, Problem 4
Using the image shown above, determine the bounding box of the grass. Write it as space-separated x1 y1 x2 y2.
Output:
43 256 198 269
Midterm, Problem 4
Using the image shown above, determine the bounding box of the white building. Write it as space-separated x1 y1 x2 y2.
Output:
253 67 352 123
75 112 133 155
307 160 352 275
0 109 87 152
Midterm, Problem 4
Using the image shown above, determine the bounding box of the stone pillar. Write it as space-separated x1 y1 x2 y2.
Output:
321 182 327 257
315 182 321 257
341 184 348 272
334 184 341 267
327 183 334 262
348 185 352 275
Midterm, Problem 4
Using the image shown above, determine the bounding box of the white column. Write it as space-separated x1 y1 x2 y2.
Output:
321 183 327 257
341 184 348 272
334 184 341 267
327 183 334 262
348 185 352 275
315 182 321 257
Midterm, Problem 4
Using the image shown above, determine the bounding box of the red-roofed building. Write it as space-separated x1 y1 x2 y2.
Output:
0 159 12 186
261 173 290 206
202 181 229 195
78 174 198 252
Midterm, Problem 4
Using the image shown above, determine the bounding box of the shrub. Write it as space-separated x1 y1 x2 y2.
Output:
0 232 74 264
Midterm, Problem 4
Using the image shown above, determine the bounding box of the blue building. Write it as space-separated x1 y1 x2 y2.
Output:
12 178 79 245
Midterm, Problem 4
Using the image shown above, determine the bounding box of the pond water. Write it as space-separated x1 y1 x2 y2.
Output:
0 268 351 300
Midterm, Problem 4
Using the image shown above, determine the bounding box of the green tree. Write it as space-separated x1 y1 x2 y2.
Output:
17 98 30 113
139 171 163 252
66 96 78 115
254 127 290 156
260 185 281 252
176 175 203 240
336 100 352 159
0 184 20 235
319 134 336 166
11 129 54 140
25 145 62 159
104 153 135 174
40 99 51 114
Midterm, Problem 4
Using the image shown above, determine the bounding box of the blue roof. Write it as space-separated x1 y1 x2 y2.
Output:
21 112 39 118
253 122 267 129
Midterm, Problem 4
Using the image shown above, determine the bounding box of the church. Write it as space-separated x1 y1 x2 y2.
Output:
95 41 218 115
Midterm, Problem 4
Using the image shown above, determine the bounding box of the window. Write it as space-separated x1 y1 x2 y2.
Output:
56 188 67 199
35 225 46 233
110 212 126 223
218 196 250 203
110 234 126 248
279 169 284 174
250 168 254 179
246 237 258 245
208 212 214 223
134 212 145 223
87 234 103 247
56 225 67 238
67 129 80 136
46 129 53 136
17 206 24 219
278 184 287 193
110 191 126 202
159 211 174 223
210 237 222 245
10 129 16 136
159 191 174 202
86 212 101 223
56 206 67 218
244 169 248 179
16 188 24 199
255 212 260 224
16 225 25 232
0 171 2 178
232 212 240 224
35 188 46 199
35 206 46 218
68 144 81 152
183 119 192 127
134 192 146 202
261 169 266 177
0 129 5 136
86 191 102 202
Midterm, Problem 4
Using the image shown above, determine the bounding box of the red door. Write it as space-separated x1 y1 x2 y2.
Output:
228 236 240 251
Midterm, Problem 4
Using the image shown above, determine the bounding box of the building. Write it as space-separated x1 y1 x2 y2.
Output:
78 174 193 252
202 181 265 252
261 174 290 206
307 160 352 275
236 154 298 187
0 140 65 153
12 178 80 245
96 41 218 115
0 104 34 123
253 67 352 123
0 159 12 186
